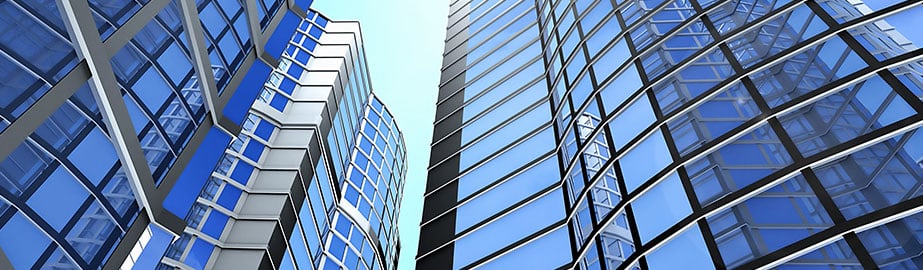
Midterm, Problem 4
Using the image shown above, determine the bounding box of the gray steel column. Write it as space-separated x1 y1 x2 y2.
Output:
244 0 266 58
55 0 163 232
0 62 89 161
177 0 223 128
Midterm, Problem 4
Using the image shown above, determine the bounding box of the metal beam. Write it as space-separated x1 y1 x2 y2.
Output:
56 0 162 234
245 0 266 58
178 0 223 129
0 61 89 162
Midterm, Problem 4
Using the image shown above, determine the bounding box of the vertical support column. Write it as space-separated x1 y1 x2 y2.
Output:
55 0 161 228
244 0 268 61
178 0 223 126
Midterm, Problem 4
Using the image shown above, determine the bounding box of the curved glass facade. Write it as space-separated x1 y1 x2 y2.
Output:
421 0 923 269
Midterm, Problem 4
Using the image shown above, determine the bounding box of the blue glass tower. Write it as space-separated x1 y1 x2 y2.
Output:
421 0 923 269
0 1 406 269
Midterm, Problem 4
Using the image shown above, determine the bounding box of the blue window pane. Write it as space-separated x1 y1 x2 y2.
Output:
779 75 914 158
0 0 76 82
185 239 215 269
230 161 254 184
68 129 119 186
280 250 295 270
89 0 144 27
726 5 825 68
751 37 865 107
454 189 564 269
708 0 794 36
66 202 121 263
459 127 556 197
457 156 558 232
33 102 88 150
609 96 656 149
812 126 923 219
0 211 51 268
290 223 313 268
599 66 643 114
463 60 544 119
621 131 672 193
243 140 265 161
846 5 923 61
646 225 714 270
465 42 542 101
460 81 545 141
270 94 289 111
856 212 923 269
708 174 832 268
653 48 734 115
776 239 859 269
26 167 89 231
667 82 759 155
217 185 242 210
202 211 229 239
633 173 691 243
460 105 549 169
0 142 53 196
478 226 572 270
688 124 793 205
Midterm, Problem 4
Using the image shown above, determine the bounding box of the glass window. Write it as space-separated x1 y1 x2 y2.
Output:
600 66 644 114
0 211 52 268
465 41 542 101
454 189 565 269
68 129 120 185
463 60 544 119
688 124 793 205
633 173 691 243
653 48 734 115
621 131 673 193
457 156 558 232
641 19 714 79
776 238 859 269
0 141 53 196
459 127 556 197
593 39 631 81
812 126 923 219
726 4 825 68
646 225 714 270
460 104 549 169
779 75 914 157
667 82 759 156
26 167 89 231
856 212 923 269
708 174 832 268
629 0 696 51
461 79 544 134
477 226 572 270
609 96 656 149
751 37 865 107
66 202 120 263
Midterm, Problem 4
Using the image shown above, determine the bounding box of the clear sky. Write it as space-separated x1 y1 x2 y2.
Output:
310 1 449 269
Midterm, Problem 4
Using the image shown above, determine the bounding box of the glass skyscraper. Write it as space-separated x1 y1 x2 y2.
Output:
421 0 923 269
0 1 406 270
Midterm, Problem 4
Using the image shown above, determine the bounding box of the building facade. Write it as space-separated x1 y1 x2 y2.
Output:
420 0 923 269
0 0 406 269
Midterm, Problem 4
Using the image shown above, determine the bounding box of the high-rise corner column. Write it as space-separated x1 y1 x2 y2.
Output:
244 0 266 58
177 0 224 129
55 0 171 233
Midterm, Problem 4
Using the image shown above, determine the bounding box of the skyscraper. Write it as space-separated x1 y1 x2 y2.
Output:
0 1 406 270
420 0 923 269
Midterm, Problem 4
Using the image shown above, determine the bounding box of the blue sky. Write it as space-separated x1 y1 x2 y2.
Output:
310 1 449 269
